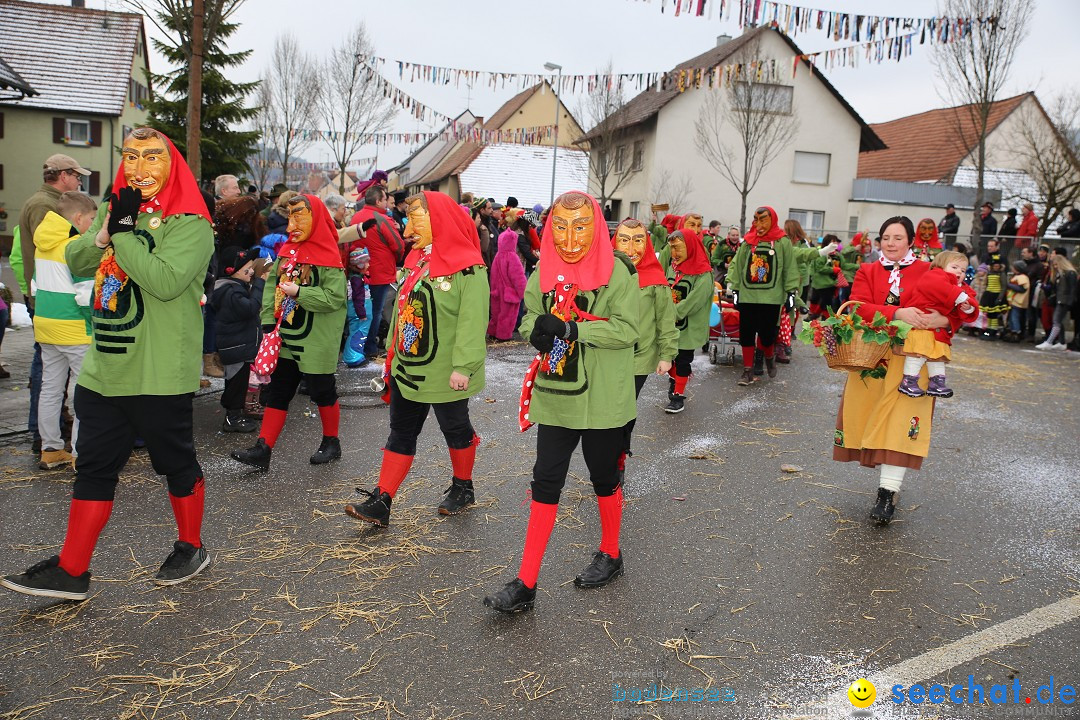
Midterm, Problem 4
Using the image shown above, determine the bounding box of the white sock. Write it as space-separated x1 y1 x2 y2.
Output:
879 464 906 493
902 356 925 376
926 361 946 377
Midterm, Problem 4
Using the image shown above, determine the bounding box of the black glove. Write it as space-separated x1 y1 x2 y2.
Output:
564 321 578 342
361 219 377 234
786 292 796 310
535 313 567 338
107 186 142 236
529 325 555 353
730 290 739 305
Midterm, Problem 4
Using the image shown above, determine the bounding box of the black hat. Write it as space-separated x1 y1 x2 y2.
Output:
945 203 955 209
268 183 289 199
506 196 519 208
219 245 256 276
393 190 408 204
1006 208 1018 216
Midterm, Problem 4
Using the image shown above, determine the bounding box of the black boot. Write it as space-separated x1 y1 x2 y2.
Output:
222 413 258 433
483 578 536 613
230 438 272 471
310 436 341 464
870 487 898 524
737 367 757 386
574 550 624 588
664 394 685 413
753 349 764 376
667 376 676 401
345 488 392 527
438 478 475 515
764 355 777 378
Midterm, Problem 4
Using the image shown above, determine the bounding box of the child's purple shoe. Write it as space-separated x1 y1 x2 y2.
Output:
926 375 954 398
898 374 925 397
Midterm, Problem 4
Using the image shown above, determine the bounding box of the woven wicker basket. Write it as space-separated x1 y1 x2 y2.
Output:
823 301 892 372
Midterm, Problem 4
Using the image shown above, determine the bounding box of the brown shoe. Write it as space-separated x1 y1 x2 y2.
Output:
765 356 777 378
244 387 264 418
39 448 74 470
0 365 9 379
202 353 224 378
737 368 757 386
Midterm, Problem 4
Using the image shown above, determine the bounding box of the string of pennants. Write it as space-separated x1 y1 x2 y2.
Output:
274 122 558 148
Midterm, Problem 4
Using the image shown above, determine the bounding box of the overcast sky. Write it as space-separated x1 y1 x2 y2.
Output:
51 0 1077 169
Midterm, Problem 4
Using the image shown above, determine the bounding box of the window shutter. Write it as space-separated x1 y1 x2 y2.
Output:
53 117 65 143
90 120 103 147
0 164 4 191
0 112 4 138
88 171 101 197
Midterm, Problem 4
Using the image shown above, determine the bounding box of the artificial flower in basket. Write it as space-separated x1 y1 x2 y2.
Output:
798 301 911 376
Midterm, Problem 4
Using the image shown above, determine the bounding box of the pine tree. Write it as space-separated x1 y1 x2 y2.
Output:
141 4 259 184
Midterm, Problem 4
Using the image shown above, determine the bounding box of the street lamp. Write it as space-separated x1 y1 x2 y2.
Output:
544 62 562 207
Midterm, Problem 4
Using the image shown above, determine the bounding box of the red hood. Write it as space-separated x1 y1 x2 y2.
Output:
660 214 682 234
915 219 942 250
539 191 614 293
278 194 345 268
743 206 786 247
111 131 212 222
422 190 485 276
611 222 667 289
671 229 712 276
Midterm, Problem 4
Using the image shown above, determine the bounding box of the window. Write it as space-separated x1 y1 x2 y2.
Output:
615 145 626 173
632 140 644 171
789 209 825 233
599 150 609 174
792 151 831 185
848 216 860 234
733 82 793 114
65 119 91 146
629 201 640 219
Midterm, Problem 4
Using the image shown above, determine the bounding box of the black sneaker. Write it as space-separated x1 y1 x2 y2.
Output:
154 541 210 585
345 488 392 527
1 556 90 601
483 578 536 613
870 487 898 525
438 478 475 515
231 438 272 470
310 436 341 465
753 349 764 376
222 413 258 433
574 550 624 588
664 394 685 414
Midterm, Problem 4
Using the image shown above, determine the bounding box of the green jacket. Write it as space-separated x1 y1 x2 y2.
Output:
666 266 712 349
647 221 669 252
809 251 858 290
726 237 800 305
10 226 29 297
791 242 819 287
18 183 62 292
839 246 862 281
260 259 346 375
711 243 738 271
635 282 678 375
520 261 639 430
390 264 489 404
67 203 214 396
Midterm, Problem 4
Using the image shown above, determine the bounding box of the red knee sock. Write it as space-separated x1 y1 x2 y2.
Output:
58 499 113 576
169 477 205 548
377 449 415 498
448 434 480 481
672 373 689 395
317 402 340 437
616 452 627 472
517 500 559 589
741 346 756 368
597 487 623 558
761 344 775 359
258 408 288 448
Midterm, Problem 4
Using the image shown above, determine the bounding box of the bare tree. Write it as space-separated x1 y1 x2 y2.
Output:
578 62 641 209
262 33 321 186
318 24 395 195
933 0 1033 245
694 37 797 233
248 80 276 191
650 167 695 215
1011 92 1080 235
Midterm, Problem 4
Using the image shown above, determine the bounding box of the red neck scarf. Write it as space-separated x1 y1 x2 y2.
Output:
421 190 485 276
671 229 712 276
611 223 668 288
279 195 344 268
538 191 614 293
914 219 942 251
742 206 786 248
111 132 211 222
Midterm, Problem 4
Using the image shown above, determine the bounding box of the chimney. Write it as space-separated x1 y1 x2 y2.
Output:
72 0 85 6
716 34 732 47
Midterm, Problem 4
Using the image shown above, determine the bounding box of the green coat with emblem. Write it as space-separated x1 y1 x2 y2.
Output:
726 237 800 305
520 260 638 430
260 258 346 375
665 266 713 350
635 283 679 375
66 202 214 396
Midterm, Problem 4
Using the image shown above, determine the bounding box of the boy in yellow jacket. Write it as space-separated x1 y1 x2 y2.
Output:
32 191 96 469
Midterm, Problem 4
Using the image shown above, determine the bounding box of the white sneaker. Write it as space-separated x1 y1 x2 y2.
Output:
1051 343 1068 351
1035 341 1052 350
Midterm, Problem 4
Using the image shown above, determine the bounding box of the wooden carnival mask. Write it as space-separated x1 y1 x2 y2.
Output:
121 131 172 200
752 208 773 237
286 198 313 243
917 219 936 243
405 194 433 250
550 193 595 264
669 231 688 264
682 214 703 234
613 221 648 265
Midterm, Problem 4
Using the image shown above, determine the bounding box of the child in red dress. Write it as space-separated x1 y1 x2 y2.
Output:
897 251 979 399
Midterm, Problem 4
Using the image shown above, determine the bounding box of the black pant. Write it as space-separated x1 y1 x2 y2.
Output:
386 378 475 455
673 348 694 377
532 424 624 504
221 363 250 413
262 357 337 410
623 374 649 454
809 287 835 313
73 386 201 501
737 302 781 348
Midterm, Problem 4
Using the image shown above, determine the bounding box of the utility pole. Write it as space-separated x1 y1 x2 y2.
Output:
186 0 205 181
544 62 562 207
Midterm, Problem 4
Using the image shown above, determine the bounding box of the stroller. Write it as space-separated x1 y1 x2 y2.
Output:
707 282 741 365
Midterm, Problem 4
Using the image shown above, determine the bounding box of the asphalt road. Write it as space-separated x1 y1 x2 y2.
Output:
0 335 1076 720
